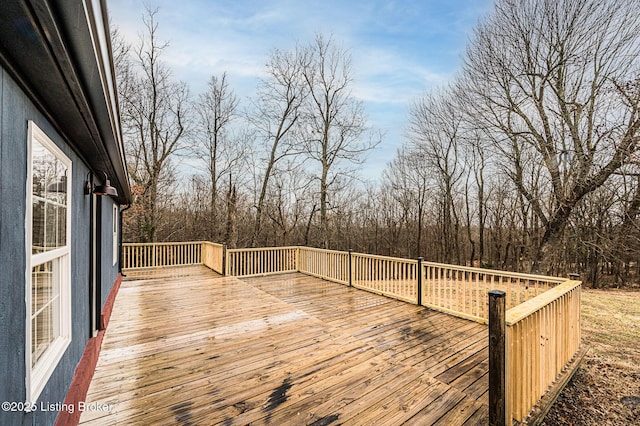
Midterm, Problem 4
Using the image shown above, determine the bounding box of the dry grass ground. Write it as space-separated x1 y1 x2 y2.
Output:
542 289 640 425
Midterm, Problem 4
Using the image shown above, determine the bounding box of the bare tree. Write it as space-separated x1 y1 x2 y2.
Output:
460 0 640 269
263 165 314 246
461 129 489 267
248 46 308 246
302 33 381 248
224 177 238 249
383 145 431 258
408 88 465 264
117 8 190 242
194 72 240 240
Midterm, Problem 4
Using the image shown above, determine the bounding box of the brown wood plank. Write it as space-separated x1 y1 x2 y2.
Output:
111 340 379 425
431 394 486 425
449 360 489 394
341 376 447 426
425 331 487 376
463 404 489 425
402 387 467 425
80 267 490 425
436 349 488 384
213 353 412 425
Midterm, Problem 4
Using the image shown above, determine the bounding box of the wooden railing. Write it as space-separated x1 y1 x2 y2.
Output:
226 246 298 277
121 241 581 424
421 262 566 323
504 280 582 422
122 242 202 269
298 247 350 285
202 242 225 274
352 253 419 304
122 243 565 323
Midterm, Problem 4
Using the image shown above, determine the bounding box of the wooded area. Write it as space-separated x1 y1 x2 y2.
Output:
114 0 640 288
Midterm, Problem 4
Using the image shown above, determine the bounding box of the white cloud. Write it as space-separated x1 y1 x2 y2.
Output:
108 0 494 179
351 46 452 107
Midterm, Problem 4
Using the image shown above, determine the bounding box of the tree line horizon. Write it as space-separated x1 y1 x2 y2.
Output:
115 0 640 288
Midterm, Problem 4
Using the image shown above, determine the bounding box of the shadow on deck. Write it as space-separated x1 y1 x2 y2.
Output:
80 265 488 425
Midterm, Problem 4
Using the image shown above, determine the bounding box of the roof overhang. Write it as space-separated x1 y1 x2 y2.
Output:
0 0 131 204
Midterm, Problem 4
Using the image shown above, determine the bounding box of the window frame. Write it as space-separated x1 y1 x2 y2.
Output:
25 121 72 403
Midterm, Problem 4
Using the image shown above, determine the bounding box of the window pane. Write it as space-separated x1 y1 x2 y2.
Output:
32 138 68 254
32 141 47 199
31 316 37 368
32 199 45 254
33 261 54 313
32 304 54 367
56 172 68 207
45 203 56 250
31 261 59 367
57 206 67 247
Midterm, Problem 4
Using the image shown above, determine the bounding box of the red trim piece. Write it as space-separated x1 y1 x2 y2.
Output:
54 332 104 426
100 273 122 330
54 273 122 426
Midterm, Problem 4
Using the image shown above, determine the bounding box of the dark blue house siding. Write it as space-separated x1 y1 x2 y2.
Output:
101 199 119 309
0 63 118 426
0 64 30 426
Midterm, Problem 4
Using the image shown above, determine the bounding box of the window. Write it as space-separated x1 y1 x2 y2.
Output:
113 204 118 265
26 121 71 402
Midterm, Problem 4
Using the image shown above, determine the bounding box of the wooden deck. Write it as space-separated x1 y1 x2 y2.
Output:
79 266 489 425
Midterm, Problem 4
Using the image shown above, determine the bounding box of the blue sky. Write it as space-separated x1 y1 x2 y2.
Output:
108 0 494 180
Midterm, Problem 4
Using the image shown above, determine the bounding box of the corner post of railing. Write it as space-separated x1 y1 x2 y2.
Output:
296 246 301 272
152 242 157 268
417 257 423 306
222 242 227 276
489 290 507 426
348 249 353 286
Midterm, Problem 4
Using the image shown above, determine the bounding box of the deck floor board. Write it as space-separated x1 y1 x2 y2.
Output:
79 266 488 425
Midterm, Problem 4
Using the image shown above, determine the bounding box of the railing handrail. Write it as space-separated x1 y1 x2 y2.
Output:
226 245 299 253
202 241 225 247
422 260 567 284
122 241 206 247
299 246 349 256
506 279 582 325
350 251 419 264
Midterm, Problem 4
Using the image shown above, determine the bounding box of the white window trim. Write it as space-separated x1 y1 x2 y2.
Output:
25 121 72 403
113 204 119 265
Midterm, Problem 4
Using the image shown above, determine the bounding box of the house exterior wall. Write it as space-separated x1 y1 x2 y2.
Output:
0 63 116 426
101 198 119 309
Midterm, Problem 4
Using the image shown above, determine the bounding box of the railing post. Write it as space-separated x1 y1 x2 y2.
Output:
489 290 507 426
222 243 227 276
348 249 353 286
417 257 423 306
